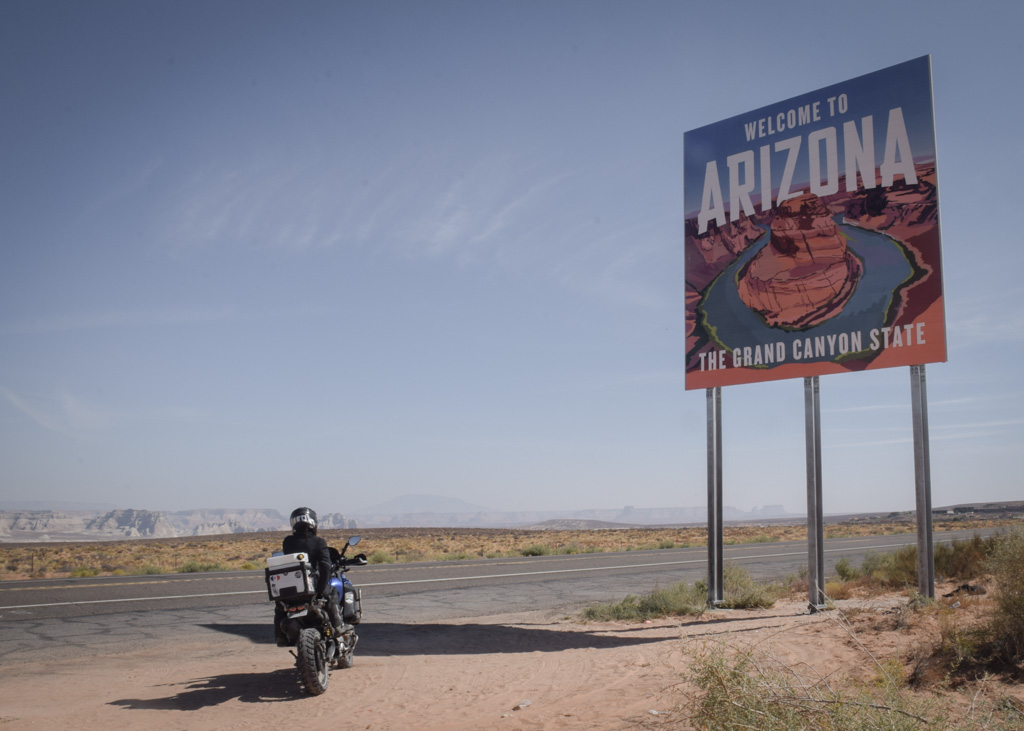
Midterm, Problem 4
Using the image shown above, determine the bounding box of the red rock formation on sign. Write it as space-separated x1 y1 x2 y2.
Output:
736 193 861 329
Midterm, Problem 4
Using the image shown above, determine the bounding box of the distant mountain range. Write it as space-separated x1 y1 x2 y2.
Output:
0 495 793 542
0 508 356 543
348 494 793 528
8 495 1013 543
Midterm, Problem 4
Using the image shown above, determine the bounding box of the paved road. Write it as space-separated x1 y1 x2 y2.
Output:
0 528 996 662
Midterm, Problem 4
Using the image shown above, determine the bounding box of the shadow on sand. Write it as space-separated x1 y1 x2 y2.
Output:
111 620 677 711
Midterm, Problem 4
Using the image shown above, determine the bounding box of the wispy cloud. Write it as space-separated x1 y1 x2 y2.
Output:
931 418 1024 431
158 150 675 307
3 306 235 335
826 403 904 414
945 286 1024 348
0 386 276 438
0 387 116 436
581 369 685 390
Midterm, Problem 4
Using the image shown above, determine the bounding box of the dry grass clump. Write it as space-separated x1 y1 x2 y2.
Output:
672 534 1024 731
684 640 937 730
926 529 1024 679
680 589 1024 731
581 565 782 622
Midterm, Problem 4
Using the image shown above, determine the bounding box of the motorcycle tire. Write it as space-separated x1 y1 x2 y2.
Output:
296 627 330 695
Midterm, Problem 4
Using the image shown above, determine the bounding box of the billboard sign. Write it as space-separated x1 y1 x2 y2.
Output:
684 56 946 390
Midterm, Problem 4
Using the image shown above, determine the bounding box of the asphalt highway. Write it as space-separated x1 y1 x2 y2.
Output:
0 528 997 663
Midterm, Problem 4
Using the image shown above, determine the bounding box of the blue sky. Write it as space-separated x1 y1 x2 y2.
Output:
2 0 1022 517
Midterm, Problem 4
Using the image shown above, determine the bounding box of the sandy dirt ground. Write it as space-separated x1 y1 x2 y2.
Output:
1 592 1021 730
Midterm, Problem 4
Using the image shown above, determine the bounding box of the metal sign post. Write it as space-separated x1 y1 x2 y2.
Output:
910 364 935 599
706 387 723 605
805 376 826 611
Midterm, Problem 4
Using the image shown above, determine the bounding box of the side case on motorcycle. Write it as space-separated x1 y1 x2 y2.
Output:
343 587 362 624
265 553 316 601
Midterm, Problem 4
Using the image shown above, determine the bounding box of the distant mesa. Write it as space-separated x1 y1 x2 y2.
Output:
0 499 802 540
0 508 357 543
736 193 862 329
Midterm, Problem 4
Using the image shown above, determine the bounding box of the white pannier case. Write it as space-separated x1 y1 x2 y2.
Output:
265 552 316 601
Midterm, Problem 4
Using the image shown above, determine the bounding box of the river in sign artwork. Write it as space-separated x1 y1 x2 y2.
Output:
699 218 916 365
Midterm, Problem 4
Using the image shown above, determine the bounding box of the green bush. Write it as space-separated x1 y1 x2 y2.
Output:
834 556 861 582
70 566 101 578
934 533 992 581
582 581 707 622
987 528 1024 664
582 565 778 621
367 550 395 564
932 528 1024 674
178 560 229 573
520 545 552 556
718 564 780 609
862 544 918 586
135 564 167 575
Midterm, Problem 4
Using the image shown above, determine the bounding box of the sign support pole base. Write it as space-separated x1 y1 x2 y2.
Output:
706 387 724 607
805 376 826 612
911 364 935 599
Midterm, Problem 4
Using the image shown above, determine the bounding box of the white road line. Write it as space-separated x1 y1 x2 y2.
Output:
0 590 263 611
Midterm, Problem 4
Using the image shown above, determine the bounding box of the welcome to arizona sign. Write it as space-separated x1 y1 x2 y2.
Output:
684 56 946 390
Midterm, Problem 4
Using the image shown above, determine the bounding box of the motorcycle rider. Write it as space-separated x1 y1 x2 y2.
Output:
275 507 346 645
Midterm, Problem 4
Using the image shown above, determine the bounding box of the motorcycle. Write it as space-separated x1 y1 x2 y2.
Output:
265 535 367 695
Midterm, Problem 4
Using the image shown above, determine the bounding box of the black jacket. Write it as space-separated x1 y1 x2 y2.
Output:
282 532 332 596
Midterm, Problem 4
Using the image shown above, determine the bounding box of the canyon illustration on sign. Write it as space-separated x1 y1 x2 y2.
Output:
684 56 947 390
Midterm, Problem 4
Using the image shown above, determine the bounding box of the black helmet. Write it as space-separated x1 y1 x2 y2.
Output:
290 507 318 534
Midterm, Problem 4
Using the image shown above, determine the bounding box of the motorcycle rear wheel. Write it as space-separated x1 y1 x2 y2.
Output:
296 627 330 695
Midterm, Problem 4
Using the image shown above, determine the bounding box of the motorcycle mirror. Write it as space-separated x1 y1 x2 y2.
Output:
348 536 361 547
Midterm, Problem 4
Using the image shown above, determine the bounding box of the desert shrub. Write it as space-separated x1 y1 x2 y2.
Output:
862 544 918 587
939 609 981 671
178 560 229 573
520 545 551 556
934 533 992 581
657 540 676 549
395 548 427 562
685 643 933 730
70 566 101 578
718 564 780 609
582 581 707 622
135 564 168 575
826 580 854 600
440 551 473 561
987 528 1024 663
834 556 861 582
367 550 394 564
930 528 1024 676
582 565 777 621
833 534 997 597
